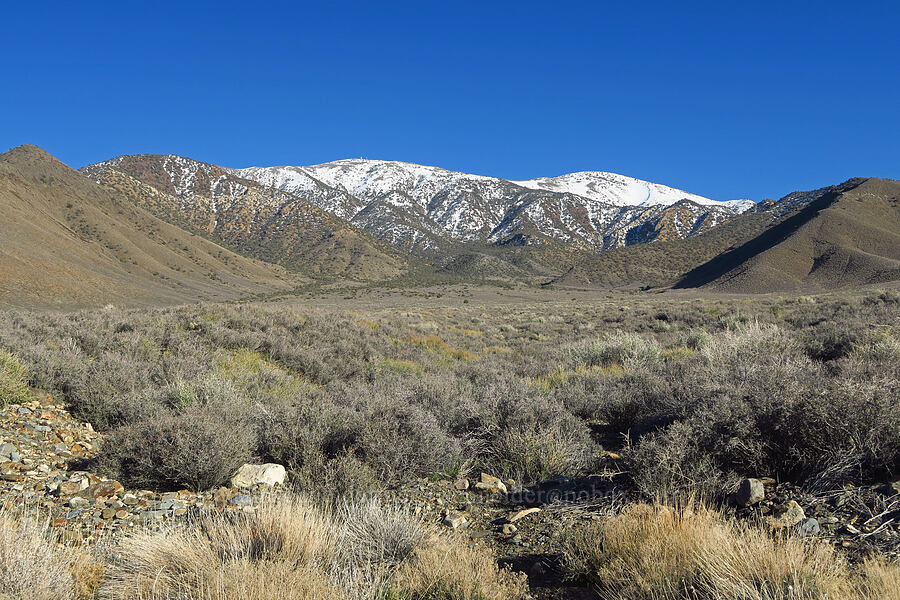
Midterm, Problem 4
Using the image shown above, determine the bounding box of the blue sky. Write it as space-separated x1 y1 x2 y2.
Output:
2 1 898 201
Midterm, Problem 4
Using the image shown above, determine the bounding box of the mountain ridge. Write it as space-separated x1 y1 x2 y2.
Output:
84 154 756 261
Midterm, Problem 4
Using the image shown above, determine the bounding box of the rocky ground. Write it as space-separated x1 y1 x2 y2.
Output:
0 391 272 545
0 391 897 599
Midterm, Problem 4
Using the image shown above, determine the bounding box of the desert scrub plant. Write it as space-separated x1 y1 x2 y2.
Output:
99 497 345 600
489 423 594 484
564 501 900 600
0 513 80 600
0 350 30 405
98 406 254 491
561 332 660 369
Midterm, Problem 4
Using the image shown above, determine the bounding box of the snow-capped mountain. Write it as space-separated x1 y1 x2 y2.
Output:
230 159 755 252
83 154 758 264
513 171 755 211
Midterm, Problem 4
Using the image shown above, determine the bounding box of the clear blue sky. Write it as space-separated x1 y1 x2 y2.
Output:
2 1 898 201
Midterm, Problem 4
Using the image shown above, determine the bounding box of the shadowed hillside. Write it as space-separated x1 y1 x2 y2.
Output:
0 145 297 309
676 178 900 292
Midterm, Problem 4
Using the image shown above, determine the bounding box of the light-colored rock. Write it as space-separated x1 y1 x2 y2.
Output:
231 463 286 488
508 507 541 523
767 500 805 529
796 518 820 537
453 478 469 490
735 478 765 507
502 523 517 534
474 480 507 494
441 510 468 529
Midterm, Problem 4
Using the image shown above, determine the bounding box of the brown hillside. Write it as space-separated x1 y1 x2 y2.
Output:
676 178 900 292
0 145 297 309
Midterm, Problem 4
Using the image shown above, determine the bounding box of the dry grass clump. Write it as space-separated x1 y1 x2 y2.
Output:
0 513 79 600
565 502 900 600
390 538 527 600
100 495 526 600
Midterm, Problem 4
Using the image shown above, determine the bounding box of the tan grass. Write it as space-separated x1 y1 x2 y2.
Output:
0 513 78 600
565 502 900 600
99 494 526 600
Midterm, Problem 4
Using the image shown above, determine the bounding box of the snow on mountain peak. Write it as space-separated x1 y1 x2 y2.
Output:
513 171 753 211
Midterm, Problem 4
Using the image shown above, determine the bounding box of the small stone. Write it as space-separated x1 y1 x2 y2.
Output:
453 478 469 491
796 518 820 537
502 523 517 535
735 478 765 507
480 473 502 485
767 501 805 529
68 497 90 508
58 479 89 496
442 511 469 529
229 494 253 507
121 493 139 506
86 480 124 499
474 475 507 494
101 508 117 520
51 517 67 528
0 444 16 460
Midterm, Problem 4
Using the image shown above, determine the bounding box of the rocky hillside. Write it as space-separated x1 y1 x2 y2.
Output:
85 155 755 261
82 156 405 280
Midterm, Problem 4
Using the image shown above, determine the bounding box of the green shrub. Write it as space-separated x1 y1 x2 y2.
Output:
0 350 30 405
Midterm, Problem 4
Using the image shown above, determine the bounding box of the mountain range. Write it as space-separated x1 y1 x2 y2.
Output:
1 144 897 308
82 154 754 263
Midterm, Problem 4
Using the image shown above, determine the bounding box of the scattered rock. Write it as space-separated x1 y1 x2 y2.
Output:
453 478 469 491
474 473 507 494
441 510 468 529
229 494 253 507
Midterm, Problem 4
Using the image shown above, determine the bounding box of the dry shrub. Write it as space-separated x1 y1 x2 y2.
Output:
100 494 526 600
0 514 77 600
565 502 900 600
71 551 105 599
